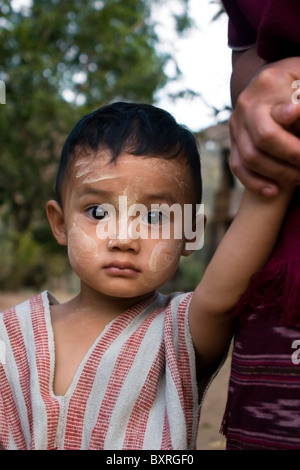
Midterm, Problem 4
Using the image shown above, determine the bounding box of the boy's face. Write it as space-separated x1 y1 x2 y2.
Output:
48 150 200 300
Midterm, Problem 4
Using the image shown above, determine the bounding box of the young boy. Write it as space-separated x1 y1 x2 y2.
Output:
0 102 292 450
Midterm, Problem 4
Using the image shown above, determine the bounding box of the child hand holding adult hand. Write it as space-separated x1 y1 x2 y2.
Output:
229 55 300 196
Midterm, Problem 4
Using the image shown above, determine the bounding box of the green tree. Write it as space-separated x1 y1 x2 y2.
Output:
0 0 193 289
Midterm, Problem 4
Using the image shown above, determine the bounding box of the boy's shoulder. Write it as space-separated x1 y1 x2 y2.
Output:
152 290 193 315
0 290 58 317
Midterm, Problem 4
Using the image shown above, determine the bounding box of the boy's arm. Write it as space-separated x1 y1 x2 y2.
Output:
188 187 293 371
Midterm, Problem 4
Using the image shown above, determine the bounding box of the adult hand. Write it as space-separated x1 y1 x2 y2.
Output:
229 57 300 196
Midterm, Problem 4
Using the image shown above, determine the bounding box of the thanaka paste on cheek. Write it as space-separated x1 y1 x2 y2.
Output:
148 241 181 273
67 223 101 268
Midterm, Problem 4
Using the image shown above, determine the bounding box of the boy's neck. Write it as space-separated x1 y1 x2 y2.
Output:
63 286 157 319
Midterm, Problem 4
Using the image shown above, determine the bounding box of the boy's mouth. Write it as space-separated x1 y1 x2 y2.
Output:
104 261 140 277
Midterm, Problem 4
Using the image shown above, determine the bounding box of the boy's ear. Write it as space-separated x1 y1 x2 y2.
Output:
46 200 67 246
181 214 206 257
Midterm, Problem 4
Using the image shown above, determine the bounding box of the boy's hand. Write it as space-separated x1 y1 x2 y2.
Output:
229 57 300 197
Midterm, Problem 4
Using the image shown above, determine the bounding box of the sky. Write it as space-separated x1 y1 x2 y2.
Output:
153 0 232 131
11 0 232 132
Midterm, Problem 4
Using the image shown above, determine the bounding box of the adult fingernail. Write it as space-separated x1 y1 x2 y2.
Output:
261 187 277 197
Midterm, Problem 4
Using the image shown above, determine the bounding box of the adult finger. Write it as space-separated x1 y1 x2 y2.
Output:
232 108 300 169
229 144 280 197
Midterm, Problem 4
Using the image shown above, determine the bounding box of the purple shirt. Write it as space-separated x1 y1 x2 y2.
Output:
221 189 300 449
222 0 300 61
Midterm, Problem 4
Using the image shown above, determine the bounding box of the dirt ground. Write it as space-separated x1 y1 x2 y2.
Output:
0 290 230 451
196 355 230 450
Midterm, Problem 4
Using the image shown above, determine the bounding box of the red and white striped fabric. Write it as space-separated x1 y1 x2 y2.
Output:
0 290 215 450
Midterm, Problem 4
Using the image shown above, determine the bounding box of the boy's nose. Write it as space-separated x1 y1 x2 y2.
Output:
107 216 140 251
107 236 139 252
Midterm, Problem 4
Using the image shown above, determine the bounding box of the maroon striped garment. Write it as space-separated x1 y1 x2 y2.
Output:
221 190 300 449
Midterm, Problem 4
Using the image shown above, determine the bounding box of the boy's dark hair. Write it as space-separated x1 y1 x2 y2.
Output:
55 101 202 206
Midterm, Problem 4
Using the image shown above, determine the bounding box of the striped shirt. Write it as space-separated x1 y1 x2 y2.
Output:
0 290 216 450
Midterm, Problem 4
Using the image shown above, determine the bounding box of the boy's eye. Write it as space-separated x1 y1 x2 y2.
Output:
87 205 109 220
143 210 166 225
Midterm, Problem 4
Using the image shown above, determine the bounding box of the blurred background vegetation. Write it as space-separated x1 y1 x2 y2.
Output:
0 0 228 295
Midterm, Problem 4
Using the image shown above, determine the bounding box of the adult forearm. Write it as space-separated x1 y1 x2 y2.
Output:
230 48 266 107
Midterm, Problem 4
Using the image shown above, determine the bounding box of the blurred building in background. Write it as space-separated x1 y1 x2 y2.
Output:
198 120 243 265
